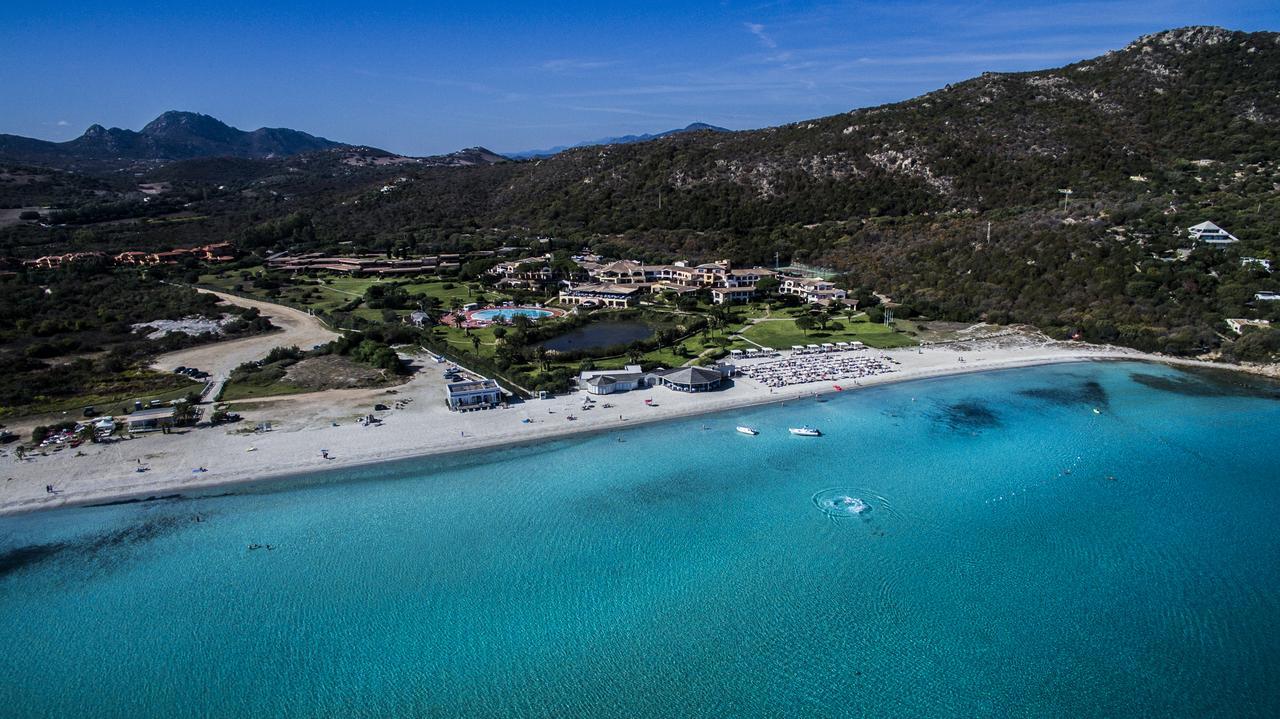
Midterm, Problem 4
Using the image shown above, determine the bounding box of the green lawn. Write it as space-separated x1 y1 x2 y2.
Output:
3 372 200 421
738 317 916 350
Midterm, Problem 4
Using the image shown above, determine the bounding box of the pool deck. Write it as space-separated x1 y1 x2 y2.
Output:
441 305 566 329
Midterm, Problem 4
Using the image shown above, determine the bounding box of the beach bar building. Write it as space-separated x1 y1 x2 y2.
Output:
125 407 176 433
445 378 504 411
655 366 726 392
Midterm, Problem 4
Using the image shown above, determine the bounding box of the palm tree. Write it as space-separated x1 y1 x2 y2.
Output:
470 335 481 352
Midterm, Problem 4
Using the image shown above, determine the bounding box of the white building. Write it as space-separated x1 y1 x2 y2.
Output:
445 378 504 410
578 365 654 394
1255 291 1280 302
1187 221 1239 246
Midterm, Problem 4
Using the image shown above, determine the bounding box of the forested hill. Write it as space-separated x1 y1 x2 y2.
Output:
382 25 1276 233
4 27 1279 358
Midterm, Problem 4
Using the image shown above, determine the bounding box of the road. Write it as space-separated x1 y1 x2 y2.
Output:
151 289 339 400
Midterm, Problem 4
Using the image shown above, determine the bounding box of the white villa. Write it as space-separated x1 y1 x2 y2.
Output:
780 276 849 305
1187 221 1239 246
1242 257 1273 272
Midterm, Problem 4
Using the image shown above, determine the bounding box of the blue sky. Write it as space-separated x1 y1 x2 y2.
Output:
1 1 1277 155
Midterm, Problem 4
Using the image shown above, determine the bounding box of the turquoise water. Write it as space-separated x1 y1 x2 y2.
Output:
2 362 1279 718
471 307 553 322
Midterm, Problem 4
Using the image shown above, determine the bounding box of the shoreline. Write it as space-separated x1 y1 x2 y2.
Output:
0 339 1265 517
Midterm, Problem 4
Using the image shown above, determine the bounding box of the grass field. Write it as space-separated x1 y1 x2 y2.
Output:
737 316 916 350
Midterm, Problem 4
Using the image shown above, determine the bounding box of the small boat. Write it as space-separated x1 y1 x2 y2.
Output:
736 426 759 435
789 426 822 437
1092 408 1102 415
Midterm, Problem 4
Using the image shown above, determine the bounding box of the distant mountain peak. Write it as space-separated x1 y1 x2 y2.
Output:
509 122 730 159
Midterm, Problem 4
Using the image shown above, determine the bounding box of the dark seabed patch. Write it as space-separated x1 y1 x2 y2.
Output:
1132 368 1280 400
1017 379 1109 409
931 399 1001 433
0 513 191 579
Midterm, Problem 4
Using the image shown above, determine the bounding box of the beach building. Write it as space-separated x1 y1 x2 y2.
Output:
445 378 504 411
654 366 727 392
1187 221 1239 246
558 284 638 308
125 407 176 433
578 365 654 395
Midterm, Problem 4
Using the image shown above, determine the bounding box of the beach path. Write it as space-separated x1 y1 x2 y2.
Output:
150 289 339 399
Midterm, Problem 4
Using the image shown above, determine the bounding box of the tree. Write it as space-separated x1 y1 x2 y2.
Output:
471 335 482 352
492 326 508 341
795 315 816 335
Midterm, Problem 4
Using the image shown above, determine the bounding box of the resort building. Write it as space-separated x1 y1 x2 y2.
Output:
578 365 654 395
445 378 504 411
579 258 782 304
710 287 757 305
1187 221 1239 246
558 284 639 308
1255 291 1280 302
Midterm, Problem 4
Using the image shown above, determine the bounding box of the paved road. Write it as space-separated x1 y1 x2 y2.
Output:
151 289 339 401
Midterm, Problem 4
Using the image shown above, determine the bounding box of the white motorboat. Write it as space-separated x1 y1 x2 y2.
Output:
789 426 822 436
736 426 759 435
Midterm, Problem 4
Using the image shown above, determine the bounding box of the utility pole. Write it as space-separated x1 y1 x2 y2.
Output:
1058 188 1073 212
986 222 991 243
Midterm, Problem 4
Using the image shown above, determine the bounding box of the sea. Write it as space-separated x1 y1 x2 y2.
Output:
2 361 1278 718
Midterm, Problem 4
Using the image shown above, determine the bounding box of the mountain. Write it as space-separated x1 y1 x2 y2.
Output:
0 111 348 171
508 122 729 159
374 26 1276 233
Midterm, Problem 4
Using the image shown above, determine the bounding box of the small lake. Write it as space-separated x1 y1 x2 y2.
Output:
539 320 654 351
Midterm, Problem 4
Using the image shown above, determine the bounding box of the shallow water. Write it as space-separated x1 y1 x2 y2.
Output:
2 362 1279 718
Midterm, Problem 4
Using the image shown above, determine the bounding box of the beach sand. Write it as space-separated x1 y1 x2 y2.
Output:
0 333 1239 515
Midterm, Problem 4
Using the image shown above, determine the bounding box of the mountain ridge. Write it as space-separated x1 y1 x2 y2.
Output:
0 111 349 170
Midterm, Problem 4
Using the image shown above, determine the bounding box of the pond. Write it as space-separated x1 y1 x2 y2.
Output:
539 320 655 352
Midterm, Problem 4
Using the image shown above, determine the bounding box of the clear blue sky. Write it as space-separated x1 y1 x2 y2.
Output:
1 1 1276 155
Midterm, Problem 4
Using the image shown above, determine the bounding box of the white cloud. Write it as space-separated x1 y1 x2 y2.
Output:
744 22 777 49
56 120 70 126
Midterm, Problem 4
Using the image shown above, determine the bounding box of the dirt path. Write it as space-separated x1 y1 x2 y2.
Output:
151 290 339 397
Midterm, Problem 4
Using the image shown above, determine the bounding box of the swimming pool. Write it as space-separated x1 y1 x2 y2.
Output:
470 307 555 322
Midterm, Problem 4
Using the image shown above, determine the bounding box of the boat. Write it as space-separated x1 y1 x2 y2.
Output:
788 426 822 436
736 426 759 436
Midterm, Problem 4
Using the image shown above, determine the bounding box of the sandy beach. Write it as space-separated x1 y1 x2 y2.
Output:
0 331 1254 516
